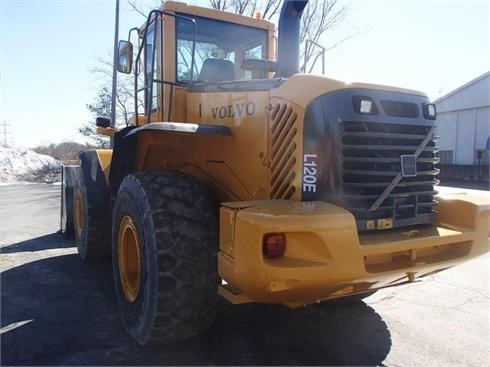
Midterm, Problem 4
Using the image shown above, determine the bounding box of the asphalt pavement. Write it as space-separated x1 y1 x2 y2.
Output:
0 184 489 366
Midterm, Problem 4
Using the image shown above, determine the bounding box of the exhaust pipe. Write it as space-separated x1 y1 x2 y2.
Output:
276 0 309 78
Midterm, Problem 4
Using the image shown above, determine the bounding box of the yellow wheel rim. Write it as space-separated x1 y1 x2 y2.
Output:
118 216 142 303
74 189 84 238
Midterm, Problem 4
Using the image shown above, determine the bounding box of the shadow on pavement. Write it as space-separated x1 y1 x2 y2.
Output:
1 254 158 366
199 300 392 366
1 248 391 366
1 232 74 254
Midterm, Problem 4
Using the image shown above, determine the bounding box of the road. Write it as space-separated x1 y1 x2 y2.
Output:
0 184 489 366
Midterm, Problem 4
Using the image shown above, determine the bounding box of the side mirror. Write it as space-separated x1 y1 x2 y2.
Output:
117 40 133 74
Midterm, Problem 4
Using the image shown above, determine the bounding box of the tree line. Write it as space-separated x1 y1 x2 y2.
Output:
32 141 87 163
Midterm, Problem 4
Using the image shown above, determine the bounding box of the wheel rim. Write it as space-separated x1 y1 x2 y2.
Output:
118 216 142 303
74 189 84 238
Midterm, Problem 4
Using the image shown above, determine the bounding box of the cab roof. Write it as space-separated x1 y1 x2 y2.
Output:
162 1 275 31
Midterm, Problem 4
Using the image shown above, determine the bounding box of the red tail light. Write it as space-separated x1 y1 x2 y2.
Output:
263 233 286 259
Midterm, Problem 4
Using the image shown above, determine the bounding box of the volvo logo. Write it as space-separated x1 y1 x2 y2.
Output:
400 155 417 177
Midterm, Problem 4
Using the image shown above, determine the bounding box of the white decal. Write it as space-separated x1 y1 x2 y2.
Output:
303 154 317 193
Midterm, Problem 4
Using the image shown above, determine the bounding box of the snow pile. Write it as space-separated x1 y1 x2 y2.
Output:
0 146 62 184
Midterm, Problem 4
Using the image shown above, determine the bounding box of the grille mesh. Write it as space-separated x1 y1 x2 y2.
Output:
269 103 297 199
340 121 440 229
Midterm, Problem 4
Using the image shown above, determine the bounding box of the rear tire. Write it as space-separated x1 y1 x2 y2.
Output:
112 171 219 345
73 167 111 260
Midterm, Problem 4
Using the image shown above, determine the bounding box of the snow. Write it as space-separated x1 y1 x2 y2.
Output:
0 146 62 185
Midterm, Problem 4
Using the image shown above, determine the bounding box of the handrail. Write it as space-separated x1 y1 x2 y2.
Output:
133 10 197 125
301 39 325 75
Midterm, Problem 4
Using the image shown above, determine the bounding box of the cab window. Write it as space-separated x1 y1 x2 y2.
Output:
144 25 158 114
175 15 268 83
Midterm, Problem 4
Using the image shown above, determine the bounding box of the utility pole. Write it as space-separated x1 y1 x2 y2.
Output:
110 0 120 147
1 121 11 146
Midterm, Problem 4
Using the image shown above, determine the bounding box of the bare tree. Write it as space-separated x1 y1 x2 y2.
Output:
209 0 228 10
209 0 281 19
299 0 352 72
259 0 282 20
90 55 141 127
207 0 355 71
126 0 161 17
33 142 86 163
80 51 147 147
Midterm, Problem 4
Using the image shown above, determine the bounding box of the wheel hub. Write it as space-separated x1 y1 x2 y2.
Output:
118 216 142 303
74 189 84 238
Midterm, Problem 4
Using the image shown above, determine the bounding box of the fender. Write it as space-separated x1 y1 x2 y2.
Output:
60 150 113 234
108 123 231 197
125 121 231 137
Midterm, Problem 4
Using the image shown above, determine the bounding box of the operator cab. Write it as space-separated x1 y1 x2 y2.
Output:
116 1 288 124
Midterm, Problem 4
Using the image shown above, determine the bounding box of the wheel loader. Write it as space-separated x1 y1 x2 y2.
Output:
60 0 490 345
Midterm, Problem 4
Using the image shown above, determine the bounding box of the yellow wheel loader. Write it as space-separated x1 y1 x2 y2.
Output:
61 0 490 345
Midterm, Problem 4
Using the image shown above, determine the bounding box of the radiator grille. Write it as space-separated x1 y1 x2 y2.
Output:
340 121 440 230
269 103 297 199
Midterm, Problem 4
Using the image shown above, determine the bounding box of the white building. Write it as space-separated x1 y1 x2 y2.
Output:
435 71 490 165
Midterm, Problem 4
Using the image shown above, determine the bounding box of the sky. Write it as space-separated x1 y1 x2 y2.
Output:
0 0 489 148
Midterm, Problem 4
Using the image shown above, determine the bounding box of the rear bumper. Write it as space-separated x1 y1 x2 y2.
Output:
218 191 490 307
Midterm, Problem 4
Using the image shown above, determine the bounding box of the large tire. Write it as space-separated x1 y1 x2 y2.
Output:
73 167 111 260
60 165 77 235
112 171 219 345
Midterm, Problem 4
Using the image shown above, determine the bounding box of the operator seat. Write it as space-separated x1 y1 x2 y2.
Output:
198 58 236 82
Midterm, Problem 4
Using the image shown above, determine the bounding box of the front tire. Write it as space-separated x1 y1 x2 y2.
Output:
73 167 111 260
112 171 219 345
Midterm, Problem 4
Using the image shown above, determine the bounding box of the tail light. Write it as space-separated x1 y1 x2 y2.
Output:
263 233 286 259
